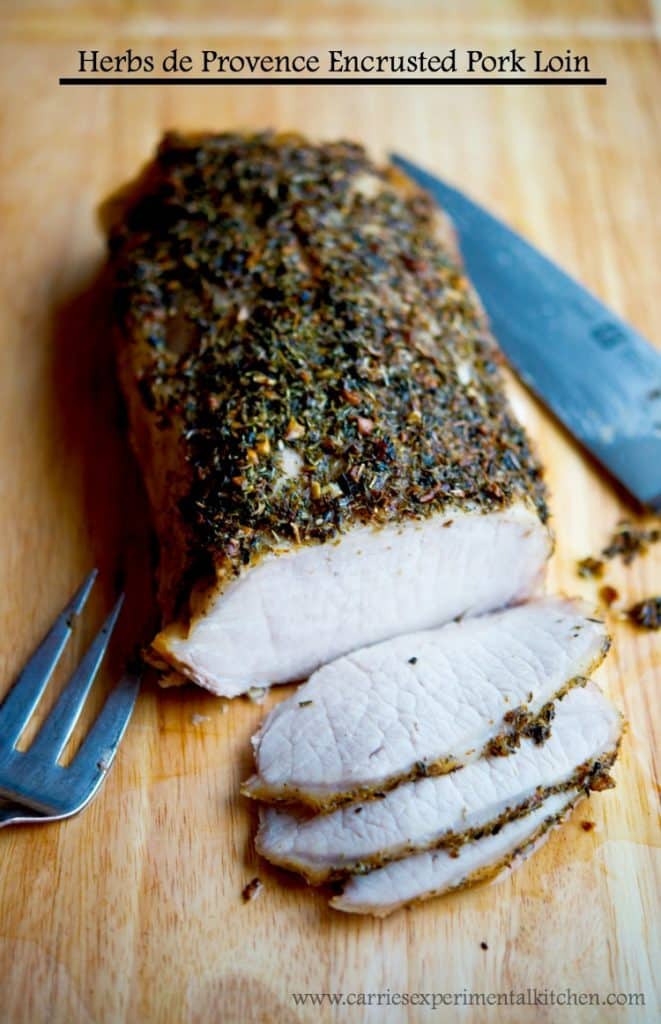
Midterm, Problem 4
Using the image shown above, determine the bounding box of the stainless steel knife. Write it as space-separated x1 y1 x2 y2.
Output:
391 153 661 510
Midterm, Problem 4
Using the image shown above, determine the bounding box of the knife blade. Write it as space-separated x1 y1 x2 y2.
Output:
391 153 661 510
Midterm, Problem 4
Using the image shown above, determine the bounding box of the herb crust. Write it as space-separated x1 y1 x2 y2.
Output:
108 132 547 599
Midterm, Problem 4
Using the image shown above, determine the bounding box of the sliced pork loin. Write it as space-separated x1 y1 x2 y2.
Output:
256 683 621 883
105 132 550 698
332 788 582 916
243 597 609 809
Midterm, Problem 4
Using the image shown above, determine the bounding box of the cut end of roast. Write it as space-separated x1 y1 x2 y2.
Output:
107 132 550 700
152 503 550 696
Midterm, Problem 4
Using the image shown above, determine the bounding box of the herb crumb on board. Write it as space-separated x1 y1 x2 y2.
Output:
242 878 264 903
627 596 661 630
578 519 660 630
598 585 619 607
577 557 604 579
578 519 660 577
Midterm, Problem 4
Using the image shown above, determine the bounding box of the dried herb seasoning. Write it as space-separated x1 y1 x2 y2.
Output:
108 132 547 587
241 877 264 903
602 521 660 565
627 596 661 630
577 557 604 579
579 520 660 578
598 585 619 607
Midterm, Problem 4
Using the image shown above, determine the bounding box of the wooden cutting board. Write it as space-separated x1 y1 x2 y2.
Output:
0 2 658 1021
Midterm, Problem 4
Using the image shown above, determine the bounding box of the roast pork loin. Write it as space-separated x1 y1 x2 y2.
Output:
105 132 549 697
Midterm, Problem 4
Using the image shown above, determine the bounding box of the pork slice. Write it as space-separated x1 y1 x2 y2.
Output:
105 132 550 697
243 597 609 808
256 683 621 882
331 789 581 916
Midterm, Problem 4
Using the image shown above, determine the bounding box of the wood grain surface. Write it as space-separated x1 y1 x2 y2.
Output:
0 2 659 1022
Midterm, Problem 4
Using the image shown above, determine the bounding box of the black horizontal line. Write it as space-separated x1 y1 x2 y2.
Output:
59 76 607 86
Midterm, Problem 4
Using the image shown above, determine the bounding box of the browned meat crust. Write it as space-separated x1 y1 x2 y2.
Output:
104 132 547 623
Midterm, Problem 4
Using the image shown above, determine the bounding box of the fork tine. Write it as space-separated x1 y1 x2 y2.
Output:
28 594 124 763
0 570 98 747
70 667 140 784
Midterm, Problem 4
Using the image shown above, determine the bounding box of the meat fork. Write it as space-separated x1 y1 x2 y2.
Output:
0 570 140 828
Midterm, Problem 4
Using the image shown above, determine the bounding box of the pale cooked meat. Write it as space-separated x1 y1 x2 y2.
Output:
106 132 550 697
256 683 621 882
158 505 549 695
331 788 581 916
243 597 609 808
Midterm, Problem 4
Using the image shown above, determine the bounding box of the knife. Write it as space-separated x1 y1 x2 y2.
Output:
391 153 661 510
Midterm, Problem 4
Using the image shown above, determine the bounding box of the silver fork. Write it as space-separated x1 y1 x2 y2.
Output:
0 570 140 828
